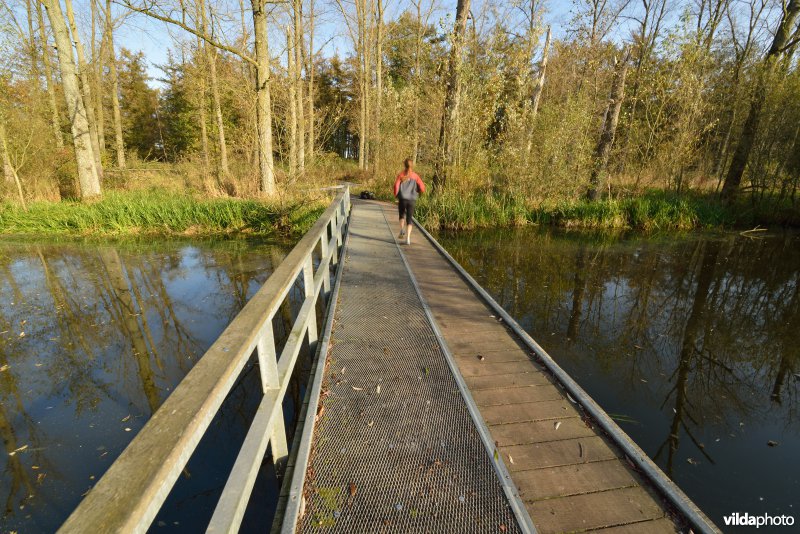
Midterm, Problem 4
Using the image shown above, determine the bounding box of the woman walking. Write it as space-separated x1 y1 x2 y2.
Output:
393 158 426 245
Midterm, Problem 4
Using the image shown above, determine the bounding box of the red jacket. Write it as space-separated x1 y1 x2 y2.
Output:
393 171 426 199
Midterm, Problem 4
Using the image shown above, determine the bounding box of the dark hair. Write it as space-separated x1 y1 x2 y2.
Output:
403 158 413 170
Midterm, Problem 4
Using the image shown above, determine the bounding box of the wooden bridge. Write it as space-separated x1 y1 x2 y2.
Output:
59 188 720 534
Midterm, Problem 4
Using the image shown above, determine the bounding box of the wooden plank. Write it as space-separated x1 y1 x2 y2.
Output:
514 459 639 501
590 517 681 533
489 418 595 447
502 436 619 471
482 399 580 425
449 337 526 353
526 487 666 534
457 359 541 377
453 348 534 363
466 371 551 390
472 385 564 407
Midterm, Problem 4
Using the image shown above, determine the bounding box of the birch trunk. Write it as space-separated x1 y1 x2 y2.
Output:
587 52 630 201
525 26 551 158
36 2 64 149
287 26 298 176
252 0 276 194
434 0 471 188
92 0 105 152
42 0 101 198
374 0 383 175
199 0 230 180
104 0 126 168
65 0 104 176
0 115 26 209
195 34 211 170
306 0 315 159
294 0 305 171
411 0 423 162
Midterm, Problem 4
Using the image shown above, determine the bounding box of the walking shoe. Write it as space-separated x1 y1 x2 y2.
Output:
398 231 405 239
406 235 411 245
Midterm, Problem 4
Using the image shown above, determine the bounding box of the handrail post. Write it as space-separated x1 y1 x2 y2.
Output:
257 322 288 470
320 227 331 299
303 256 319 352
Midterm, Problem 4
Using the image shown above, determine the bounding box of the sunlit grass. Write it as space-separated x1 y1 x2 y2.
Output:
414 188 798 231
0 190 327 238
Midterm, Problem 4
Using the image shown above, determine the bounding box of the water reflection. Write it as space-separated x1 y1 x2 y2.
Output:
436 228 800 526
0 238 289 532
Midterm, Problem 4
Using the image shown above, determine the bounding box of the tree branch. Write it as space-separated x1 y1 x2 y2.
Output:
115 0 257 66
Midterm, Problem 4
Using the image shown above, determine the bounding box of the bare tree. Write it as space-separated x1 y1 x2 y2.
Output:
722 0 800 202
587 49 630 200
103 0 126 168
40 0 102 198
35 1 64 149
434 0 471 188
64 0 104 176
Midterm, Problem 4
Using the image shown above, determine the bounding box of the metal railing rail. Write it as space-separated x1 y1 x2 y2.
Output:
59 187 351 534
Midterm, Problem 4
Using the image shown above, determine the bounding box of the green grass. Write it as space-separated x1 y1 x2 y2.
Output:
414 189 800 231
0 190 327 238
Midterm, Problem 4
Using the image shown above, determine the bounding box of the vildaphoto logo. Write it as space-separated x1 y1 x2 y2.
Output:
723 513 795 528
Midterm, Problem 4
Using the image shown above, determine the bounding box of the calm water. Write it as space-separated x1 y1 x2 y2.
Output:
436 227 800 529
0 238 314 533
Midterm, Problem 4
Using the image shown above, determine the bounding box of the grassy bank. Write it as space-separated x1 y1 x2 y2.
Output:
0 190 328 238
412 189 800 231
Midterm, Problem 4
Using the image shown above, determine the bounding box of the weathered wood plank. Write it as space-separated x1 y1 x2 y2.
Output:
489 418 595 446
502 436 619 471
515 459 639 501
526 487 667 533
472 385 564 406
457 359 541 377
590 517 681 533
466 371 551 390
482 399 580 425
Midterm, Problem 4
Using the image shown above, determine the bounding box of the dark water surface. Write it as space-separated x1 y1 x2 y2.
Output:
435 227 799 529
0 238 312 533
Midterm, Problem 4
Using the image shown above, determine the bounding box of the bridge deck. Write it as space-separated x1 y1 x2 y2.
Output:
376 202 684 534
294 200 686 533
296 201 525 532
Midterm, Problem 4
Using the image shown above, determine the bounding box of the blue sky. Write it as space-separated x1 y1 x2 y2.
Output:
104 0 578 86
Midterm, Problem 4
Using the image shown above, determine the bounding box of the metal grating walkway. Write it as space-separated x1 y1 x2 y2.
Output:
298 201 523 533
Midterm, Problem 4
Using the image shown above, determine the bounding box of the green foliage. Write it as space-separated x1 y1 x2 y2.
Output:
0 190 326 238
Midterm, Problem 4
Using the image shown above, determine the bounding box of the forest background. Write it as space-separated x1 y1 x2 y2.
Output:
1 0 800 235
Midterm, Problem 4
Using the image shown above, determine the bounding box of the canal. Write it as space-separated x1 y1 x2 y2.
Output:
435 226 800 528
0 238 315 533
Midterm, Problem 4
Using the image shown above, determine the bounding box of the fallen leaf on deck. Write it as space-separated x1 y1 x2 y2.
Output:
508 455 514 464
352 386 363 391
554 421 562 430
121 415 131 422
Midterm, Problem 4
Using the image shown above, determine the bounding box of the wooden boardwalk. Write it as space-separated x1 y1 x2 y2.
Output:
280 199 720 534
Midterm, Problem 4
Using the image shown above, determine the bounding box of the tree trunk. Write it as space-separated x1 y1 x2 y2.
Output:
92 0 105 153
287 26 298 176
374 0 383 176
411 0 423 162
294 0 305 172
525 25 551 158
194 34 211 172
199 0 230 181
252 0 276 194
65 0 104 177
434 0 471 188
587 51 630 201
721 0 800 203
42 0 102 198
0 117 27 209
36 2 64 149
306 0 315 160
105 0 126 169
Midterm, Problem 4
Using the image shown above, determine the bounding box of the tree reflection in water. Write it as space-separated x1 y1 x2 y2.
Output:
438 227 799 526
0 238 293 532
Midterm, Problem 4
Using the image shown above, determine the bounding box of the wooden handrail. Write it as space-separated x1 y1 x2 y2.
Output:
59 188 351 534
